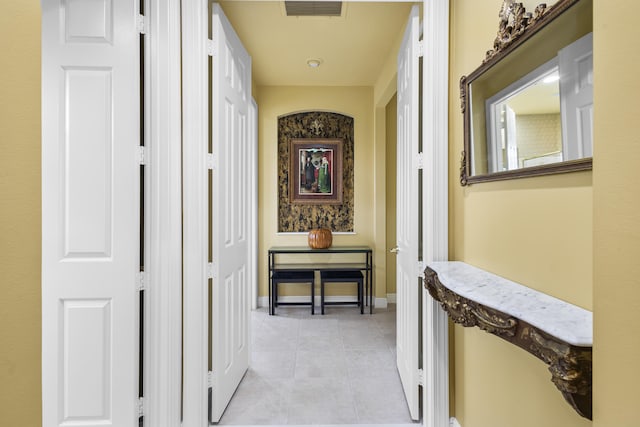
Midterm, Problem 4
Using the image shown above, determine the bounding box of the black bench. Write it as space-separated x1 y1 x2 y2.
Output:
270 270 315 315
320 270 364 315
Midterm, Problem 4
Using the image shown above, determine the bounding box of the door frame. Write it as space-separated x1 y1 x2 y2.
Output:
421 1 450 427
144 1 183 426
181 0 210 426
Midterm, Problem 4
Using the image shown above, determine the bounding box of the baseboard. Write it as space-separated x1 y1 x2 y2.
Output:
375 297 387 309
386 293 397 304
257 295 388 308
450 417 462 427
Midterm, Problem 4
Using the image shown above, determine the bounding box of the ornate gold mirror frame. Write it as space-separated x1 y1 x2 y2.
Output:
460 0 592 186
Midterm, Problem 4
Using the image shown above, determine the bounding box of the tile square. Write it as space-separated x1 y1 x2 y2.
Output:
294 349 348 378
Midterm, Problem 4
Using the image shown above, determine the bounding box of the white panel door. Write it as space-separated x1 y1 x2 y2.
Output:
249 98 259 310
505 105 518 169
42 1 140 427
560 32 593 160
209 3 253 422
396 5 421 421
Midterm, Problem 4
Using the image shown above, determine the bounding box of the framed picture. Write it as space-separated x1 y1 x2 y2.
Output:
289 138 343 204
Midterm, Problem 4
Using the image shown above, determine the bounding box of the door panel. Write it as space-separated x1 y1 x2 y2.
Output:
560 32 593 160
62 299 112 420
209 3 253 422
396 5 421 421
42 1 140 426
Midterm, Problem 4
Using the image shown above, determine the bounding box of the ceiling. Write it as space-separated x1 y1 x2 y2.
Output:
507 76 561 115
217 1 414 87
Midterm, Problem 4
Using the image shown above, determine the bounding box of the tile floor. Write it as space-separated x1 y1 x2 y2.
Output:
218 304 418 426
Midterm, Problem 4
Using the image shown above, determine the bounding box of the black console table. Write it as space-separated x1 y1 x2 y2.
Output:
268 246 373 314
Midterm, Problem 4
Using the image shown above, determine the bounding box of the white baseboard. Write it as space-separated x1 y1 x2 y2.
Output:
450 417 462 427
387 293 397 303
257 295 387 309
375 297 387 309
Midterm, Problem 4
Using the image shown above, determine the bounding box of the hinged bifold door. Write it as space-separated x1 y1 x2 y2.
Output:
42 1 141 427
396 5 421 421
208 3 253 423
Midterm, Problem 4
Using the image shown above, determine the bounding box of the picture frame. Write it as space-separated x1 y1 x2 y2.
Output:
289 138 343 204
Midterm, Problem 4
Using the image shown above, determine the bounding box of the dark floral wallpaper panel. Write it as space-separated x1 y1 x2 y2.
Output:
278 112 354 232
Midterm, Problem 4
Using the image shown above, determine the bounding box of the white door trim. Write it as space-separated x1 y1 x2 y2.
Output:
144 0 183 426
422 1 450 427
181 0 210 426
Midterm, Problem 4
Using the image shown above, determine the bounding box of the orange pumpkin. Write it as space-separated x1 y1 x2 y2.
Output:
308 228 333 249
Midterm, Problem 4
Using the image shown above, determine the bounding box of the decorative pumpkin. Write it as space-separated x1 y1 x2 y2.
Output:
308 228 333 249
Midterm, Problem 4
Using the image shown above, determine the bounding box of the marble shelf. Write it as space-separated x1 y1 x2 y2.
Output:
424 261 592 420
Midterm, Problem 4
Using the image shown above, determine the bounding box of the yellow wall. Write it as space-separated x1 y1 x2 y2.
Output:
592 0 640 425
0 1 42 426
449 1 592 426
257 86 391 299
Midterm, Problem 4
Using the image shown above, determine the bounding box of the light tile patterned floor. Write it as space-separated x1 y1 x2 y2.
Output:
218 304 418 426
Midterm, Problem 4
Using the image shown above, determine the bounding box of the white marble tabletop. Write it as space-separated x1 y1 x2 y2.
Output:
427 261 592 347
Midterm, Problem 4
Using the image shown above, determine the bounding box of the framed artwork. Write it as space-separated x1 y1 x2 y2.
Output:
289 138 343 204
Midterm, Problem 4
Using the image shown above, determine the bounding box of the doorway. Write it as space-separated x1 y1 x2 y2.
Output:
215 90 407 424
186 0 426 424
181 0 456 424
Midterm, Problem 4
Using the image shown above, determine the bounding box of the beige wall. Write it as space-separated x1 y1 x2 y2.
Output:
592 0 640 425
256 86 390 299
449 1 592 426
0 1 42 426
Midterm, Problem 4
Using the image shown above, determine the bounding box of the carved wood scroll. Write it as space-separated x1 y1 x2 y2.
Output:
485 1 549 63
424 266 592 420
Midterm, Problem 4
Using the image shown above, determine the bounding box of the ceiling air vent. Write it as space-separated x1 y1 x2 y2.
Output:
284 1 343 17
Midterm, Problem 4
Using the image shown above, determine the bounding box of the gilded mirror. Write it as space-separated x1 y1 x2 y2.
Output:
460 0 593 185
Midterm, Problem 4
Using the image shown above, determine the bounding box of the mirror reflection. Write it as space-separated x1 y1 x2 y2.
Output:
485 60 562 172
461 0 593 185
483 33 592 174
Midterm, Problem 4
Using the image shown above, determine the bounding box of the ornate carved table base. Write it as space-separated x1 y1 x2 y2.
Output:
424 267 592 420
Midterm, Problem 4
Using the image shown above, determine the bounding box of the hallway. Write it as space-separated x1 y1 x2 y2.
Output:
218 305 417 425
